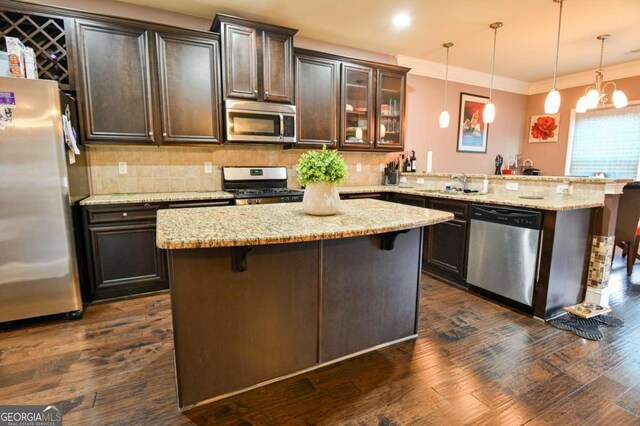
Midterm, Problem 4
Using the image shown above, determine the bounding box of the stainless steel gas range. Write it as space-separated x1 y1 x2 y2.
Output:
222 166 304 205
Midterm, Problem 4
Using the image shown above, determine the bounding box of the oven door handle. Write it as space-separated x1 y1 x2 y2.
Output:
279 113 284 139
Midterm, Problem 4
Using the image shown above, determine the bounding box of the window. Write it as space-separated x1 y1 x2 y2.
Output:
566 103 640 179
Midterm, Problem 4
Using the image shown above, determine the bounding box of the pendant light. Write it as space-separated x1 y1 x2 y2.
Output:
576 34 628 113
439 42 454 128
544 0 564 114
483 22 502 124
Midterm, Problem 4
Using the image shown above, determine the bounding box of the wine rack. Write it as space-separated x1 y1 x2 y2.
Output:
0 10 70 86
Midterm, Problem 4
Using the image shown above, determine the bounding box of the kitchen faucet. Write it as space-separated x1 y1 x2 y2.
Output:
451 173 468 192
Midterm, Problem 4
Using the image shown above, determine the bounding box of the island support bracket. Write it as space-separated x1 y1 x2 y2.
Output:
231 246 252 272
380 229 410 251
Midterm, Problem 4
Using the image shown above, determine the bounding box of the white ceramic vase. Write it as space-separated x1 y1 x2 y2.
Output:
302 182 340 216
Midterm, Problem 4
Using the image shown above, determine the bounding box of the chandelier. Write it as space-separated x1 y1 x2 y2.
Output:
576 34 628 113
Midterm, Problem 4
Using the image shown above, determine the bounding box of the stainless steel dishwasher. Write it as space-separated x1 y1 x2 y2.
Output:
466 204 543 308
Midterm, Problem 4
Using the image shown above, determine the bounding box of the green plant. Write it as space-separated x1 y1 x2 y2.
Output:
297 145 348 186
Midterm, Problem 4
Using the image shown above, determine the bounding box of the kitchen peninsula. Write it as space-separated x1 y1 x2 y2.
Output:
156 199 453 409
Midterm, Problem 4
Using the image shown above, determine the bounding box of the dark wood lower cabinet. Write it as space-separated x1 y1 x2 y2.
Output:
389 195 469 285
425 218 468 281
87 222 167 300
83 200 232 301
392 193 426 207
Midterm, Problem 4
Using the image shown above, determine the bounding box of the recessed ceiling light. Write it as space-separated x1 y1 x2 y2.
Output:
392 13 411 29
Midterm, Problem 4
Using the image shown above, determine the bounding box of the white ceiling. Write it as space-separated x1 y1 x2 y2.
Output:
117 0 640 82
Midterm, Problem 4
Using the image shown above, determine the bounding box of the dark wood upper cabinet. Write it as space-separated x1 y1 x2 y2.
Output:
340 62 375 150
212 14 297 104
222 24 258 100
292 49 409 151
295 52 339 147
75 17 222 146
75 20 156 144
262 31 293 103
375 70 406 151
155 32 222 144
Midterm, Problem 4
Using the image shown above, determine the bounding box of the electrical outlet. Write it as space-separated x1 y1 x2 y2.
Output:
204 162 213 174
118 162 127 174
417 178 425 184
400 176 407 183
379 163 385 172
356 163 362 173
505 182 519 191
557 183 573 194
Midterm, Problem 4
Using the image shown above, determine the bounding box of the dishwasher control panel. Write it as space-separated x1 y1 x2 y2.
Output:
470 205 542 230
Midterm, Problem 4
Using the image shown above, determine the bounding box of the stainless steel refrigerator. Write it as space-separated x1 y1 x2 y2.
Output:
0 76 85 322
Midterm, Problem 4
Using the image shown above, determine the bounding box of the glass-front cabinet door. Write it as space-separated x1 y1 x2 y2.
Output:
340 63 374 149
375 70 405 150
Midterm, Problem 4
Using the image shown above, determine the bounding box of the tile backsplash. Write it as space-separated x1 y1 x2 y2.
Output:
87 145 397 194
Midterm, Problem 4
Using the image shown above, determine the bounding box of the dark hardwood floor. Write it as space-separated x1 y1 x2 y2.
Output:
1 255 639 425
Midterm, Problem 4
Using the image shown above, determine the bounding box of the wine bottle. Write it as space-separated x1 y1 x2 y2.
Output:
410 150 417 172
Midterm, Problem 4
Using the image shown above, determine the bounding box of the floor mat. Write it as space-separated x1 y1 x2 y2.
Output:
549 314 624 341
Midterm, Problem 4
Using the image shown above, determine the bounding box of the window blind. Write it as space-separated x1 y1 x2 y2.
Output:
569 104 640 179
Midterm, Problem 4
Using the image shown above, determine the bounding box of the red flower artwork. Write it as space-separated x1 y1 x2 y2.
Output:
530 116 558 140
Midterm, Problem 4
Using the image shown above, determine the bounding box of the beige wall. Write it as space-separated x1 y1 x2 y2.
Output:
405 74 528 174
521 75 640 176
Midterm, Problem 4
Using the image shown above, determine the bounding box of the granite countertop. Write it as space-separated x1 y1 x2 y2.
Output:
338 185 604 211
156 199 454 249
400 172 632 184
79 191 234 206
80 185 604 212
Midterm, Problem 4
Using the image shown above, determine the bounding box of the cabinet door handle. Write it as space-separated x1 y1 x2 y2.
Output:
333 139 337 143
148 131 153 136
162 132 167 137
370 140 373 145
265 91 269 96
253 89 258 94
122 212 128 217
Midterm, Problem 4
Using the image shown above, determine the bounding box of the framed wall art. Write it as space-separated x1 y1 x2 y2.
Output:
529 114 560 143
457 93 489 153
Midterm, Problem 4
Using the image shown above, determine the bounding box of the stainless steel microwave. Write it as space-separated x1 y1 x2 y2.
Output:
225 99 296 143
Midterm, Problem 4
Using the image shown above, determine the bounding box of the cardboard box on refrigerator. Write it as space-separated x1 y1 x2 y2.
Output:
24 47 38 79
5 36 26 78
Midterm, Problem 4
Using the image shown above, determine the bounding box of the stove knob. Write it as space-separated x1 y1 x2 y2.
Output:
247 199 253 205
284 197 290 202
256 199 261 204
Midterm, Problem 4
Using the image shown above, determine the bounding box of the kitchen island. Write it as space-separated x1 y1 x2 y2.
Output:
156 199 453 409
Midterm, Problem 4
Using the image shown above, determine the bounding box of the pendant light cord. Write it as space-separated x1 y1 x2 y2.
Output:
551 0 563 89
489 26 497 101
444 46 450 109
